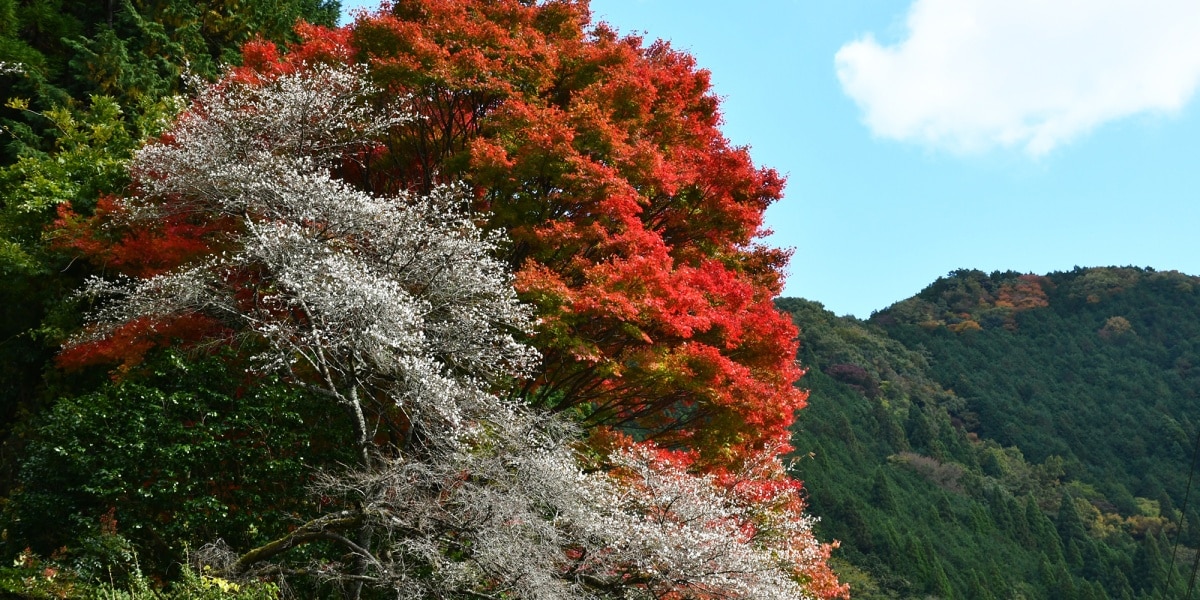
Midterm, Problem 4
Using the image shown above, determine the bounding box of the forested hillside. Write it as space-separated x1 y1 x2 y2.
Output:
782 266 1200 599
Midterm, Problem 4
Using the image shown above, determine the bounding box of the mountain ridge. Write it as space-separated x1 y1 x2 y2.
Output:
782 265 1200 599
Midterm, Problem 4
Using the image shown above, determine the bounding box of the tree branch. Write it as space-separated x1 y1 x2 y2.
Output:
225 511 361 576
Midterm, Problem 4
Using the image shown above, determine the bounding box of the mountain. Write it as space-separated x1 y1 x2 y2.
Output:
781 266 1200 599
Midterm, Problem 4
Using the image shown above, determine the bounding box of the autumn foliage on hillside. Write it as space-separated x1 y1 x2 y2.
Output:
871 269 1053 333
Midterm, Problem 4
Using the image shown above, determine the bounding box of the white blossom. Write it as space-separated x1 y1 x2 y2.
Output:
77 64 537 454
0 61 25 76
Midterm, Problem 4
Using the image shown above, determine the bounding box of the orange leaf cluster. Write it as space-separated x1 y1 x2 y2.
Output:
994 274 1050 311
56 313 224 374
54 196 223 278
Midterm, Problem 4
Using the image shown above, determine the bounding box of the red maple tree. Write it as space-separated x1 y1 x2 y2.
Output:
342 0 806 465
61 2 808 466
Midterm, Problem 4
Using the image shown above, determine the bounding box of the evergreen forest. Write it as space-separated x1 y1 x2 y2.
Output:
783 266 1200 599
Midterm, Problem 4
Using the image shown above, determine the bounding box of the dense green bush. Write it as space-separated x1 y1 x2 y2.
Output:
5 350 355 579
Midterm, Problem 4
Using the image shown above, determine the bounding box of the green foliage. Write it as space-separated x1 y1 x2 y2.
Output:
788 345 1054 598
1 23 190 500
1 545 279 599
1 95 175 217
5 350 356 575
1 0 341 140
0 0 342 542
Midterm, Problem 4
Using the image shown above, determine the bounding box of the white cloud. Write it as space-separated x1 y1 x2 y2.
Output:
835 0 1200 155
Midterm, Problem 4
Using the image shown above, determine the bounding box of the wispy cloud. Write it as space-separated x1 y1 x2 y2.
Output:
835 0 1200 156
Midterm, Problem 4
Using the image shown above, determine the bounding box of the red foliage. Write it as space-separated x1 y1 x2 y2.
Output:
334 0 806 464
52 195 231 372
56 314 225 374
235 22 355 82
53 196 226 278
49 4 840 593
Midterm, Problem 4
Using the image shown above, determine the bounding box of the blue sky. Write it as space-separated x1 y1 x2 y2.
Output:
341 1 1200 318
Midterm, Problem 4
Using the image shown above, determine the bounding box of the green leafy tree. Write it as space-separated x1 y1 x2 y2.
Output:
0 0 340 505
10 351 352 577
